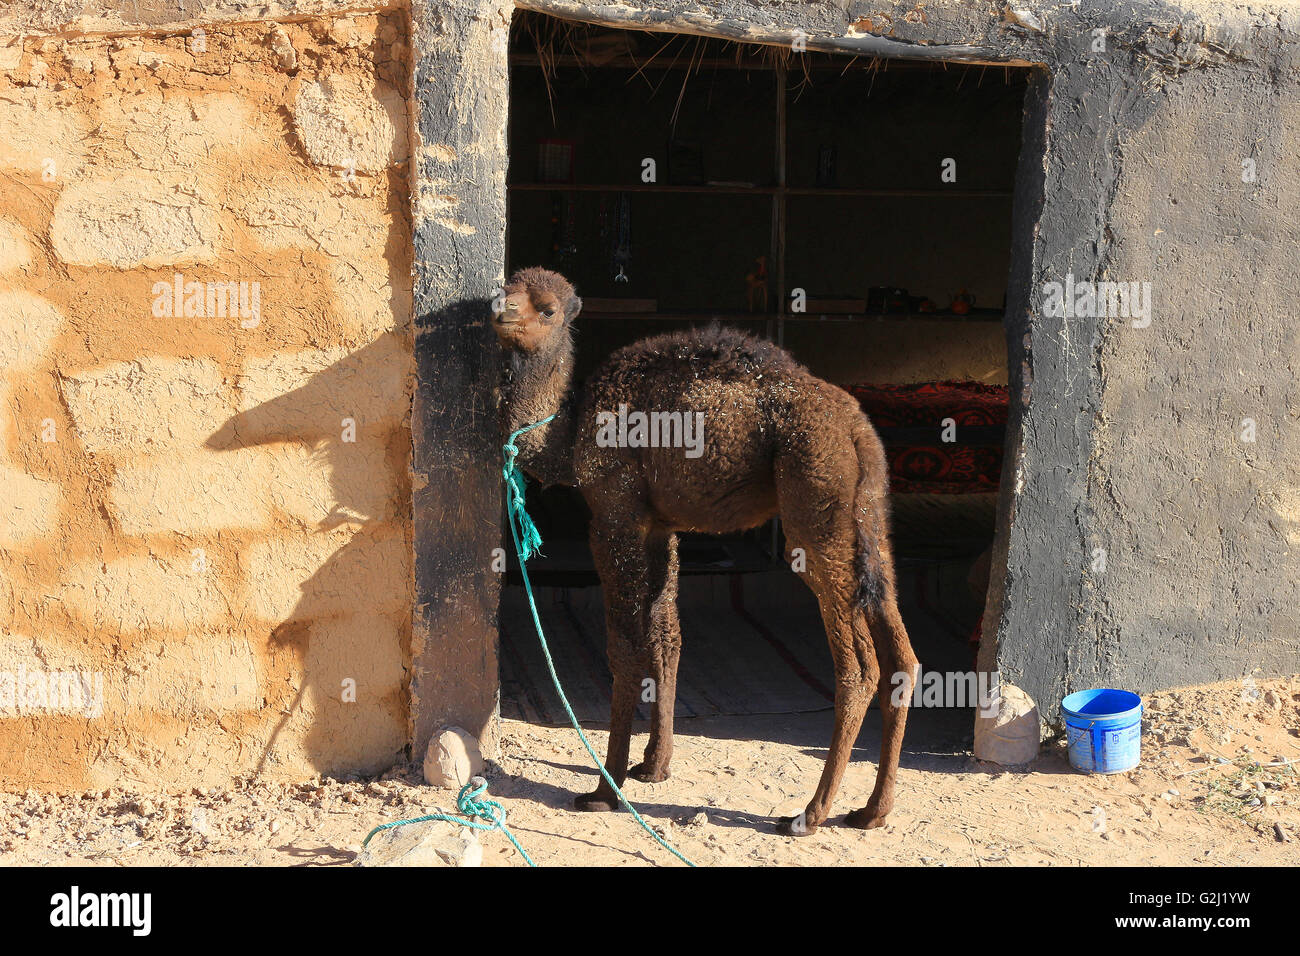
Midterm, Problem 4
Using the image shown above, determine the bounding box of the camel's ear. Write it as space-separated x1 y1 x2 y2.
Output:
565 293 582 324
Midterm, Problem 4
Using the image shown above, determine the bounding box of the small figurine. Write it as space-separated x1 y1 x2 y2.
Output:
951 289 976 315
746 255 769 312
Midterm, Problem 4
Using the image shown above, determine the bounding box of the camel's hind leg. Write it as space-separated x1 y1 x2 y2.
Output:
777 570 878 836
846 590 917 829
773 457 879 835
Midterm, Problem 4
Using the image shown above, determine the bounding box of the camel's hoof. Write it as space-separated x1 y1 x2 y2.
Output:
628 762 670 783
776 814 819 837
574 791 618 812
844 807 889 830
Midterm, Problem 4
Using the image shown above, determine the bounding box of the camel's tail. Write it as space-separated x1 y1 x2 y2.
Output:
851 422 894 611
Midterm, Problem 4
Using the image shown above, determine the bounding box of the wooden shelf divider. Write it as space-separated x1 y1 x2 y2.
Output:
508 53 1010 352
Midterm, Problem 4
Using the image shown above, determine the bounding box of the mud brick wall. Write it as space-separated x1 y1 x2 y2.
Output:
0 11 414 789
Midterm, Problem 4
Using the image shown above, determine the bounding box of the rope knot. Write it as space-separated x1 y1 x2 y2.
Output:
456 776 504 826
502 415 557 563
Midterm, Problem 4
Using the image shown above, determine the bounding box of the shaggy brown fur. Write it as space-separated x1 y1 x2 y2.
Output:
493 267 919 834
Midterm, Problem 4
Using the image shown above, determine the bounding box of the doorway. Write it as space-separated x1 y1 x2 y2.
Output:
500 11 1028 724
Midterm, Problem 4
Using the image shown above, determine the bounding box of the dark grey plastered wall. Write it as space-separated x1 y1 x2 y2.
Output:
410 0 1300 755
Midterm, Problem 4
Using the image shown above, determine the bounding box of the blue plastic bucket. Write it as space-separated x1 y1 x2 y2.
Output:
1061 689 1143 774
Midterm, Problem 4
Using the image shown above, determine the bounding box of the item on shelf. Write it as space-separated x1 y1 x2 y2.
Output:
536 139 575 183
549 194 578 265
916 298 937 313
610 193 631 282
597 195 610 264
745 255 769 312
867 286 910 314
668 139 706 185
806 297 866 314
816 145 838 187
950 289 976 315
582 297 658 313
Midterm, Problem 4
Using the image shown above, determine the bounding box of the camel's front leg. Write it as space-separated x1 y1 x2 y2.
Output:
575 503 653 811
630 529 680 783
573 667 639 811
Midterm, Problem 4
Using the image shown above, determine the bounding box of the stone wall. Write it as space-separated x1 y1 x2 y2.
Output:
0 10 414 789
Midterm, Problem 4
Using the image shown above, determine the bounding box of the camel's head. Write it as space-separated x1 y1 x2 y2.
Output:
492 267 581 353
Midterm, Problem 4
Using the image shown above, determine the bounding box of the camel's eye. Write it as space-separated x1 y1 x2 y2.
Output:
542 308 556 318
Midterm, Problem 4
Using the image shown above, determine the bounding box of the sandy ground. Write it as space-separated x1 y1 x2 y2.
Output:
2 675 1297 867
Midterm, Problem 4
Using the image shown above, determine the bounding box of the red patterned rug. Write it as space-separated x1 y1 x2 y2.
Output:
843 381 1009 494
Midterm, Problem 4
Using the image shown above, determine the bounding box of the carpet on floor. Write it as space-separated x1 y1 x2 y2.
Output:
500 560 981 724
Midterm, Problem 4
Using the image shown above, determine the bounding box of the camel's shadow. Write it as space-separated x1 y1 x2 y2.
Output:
494 702 978 837
206 332 415 779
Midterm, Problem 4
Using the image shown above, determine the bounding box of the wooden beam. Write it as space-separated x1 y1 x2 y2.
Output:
508 53 994 71
514 1 1039 67
409 0 513 761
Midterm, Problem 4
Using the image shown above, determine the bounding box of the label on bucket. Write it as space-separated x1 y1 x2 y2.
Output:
1066 718 1141 774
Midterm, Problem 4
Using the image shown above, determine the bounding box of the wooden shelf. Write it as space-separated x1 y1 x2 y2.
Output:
784 309 1004 323
509 183 1011 198
511 55 1008 372
582 311 772 322
509 54 975 73
580 310 1004 323
786 186 1011 198
510 182 775 195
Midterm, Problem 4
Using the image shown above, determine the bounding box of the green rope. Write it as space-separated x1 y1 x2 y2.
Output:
362 776 536 867
505 464 544 561
360 414 695 868
503 417 696 867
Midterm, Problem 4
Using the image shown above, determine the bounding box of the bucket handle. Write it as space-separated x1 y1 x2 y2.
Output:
1069 703 1144 730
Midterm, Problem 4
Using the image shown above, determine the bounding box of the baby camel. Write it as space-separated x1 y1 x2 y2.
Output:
492 266 918 834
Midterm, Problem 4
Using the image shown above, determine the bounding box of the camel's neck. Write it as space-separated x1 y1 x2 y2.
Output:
499 337 578 487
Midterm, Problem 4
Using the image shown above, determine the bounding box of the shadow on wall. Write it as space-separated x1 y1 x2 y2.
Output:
205 333 412 778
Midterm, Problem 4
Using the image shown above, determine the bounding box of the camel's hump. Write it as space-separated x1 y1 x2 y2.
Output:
595 324 805 381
